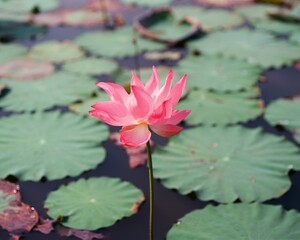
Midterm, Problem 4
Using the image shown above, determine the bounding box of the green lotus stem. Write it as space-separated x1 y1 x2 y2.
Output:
146 141 154 240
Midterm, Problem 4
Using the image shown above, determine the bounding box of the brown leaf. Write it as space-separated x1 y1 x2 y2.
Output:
31 10 67 27
0 180 39 235
34 217 55 234
57 226 105 240
294 61 300 71
87 0 122 12
0 58 54 81
109 132 154 168
144 51 181 61
196 0 253 7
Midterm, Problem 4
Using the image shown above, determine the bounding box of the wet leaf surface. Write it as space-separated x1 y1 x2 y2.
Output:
0 180 39 237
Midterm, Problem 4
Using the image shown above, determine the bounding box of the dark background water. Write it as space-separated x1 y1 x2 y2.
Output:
1 0 300 239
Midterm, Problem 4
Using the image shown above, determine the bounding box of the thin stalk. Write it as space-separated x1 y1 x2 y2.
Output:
146 141 154 240
132 36 141 78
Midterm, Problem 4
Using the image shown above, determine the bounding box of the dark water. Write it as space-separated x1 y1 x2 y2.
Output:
1 0 300 239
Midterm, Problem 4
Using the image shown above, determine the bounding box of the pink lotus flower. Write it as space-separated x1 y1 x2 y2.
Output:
89 66 190 148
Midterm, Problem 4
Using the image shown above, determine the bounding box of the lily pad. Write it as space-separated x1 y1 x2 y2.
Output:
188 29 300 68
64 10 105 27
29 40 84 63
75 27 165 58
177 89 263 125
0 72 96 111
153 126 300 203
253 20 300 34
121 0 171 7
172 7 244 31
0 0 59 13
0 43 27 65
175 55 262 92
235 4 279 22
167 204 300 239
44 177 144 230
265 98 300 142
62 57 118 76
291 31 300 45
0 112 109 181
0 58 54 80
134 8 198 44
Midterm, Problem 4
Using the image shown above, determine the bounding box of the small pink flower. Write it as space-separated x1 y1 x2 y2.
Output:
89 66 190 148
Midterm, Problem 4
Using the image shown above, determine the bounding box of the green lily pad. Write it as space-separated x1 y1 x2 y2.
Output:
0 0 59 13
45 177 144 230
75 27 165 58
291 31 300 45
265 98 300 142
0 72 96 111
0 112 109 181
0 43 27 65
175 55 262 92
253 20 300 34
69 93 109 115
177 89 263 125
167 204 300 239
172 7 243 31
188 29 300 68
235 4 279 22
153 126 300 203
121 0 171 7
62 57 118 76
29 40 84 63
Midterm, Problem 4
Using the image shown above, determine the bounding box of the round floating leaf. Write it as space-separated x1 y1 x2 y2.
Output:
172 7 243 31
121 0 171 7
253 20 300 34
62 57 118 76
75 27 165 58
175 55 262 92
235 4 279 22
265 98 300 142
0 112 109 181
188 29 300 68
177 89 263 125
29 40 84 63
291 31 300 45
0 43 27 65
64 10 105 27
0 72 96 111
0 0 59 13
0 58 54 80
69 93 109 115
167 203 300 239
153 126 300 203
45 177 144 230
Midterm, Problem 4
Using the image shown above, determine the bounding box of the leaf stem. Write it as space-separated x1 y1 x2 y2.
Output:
146 141 154 240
